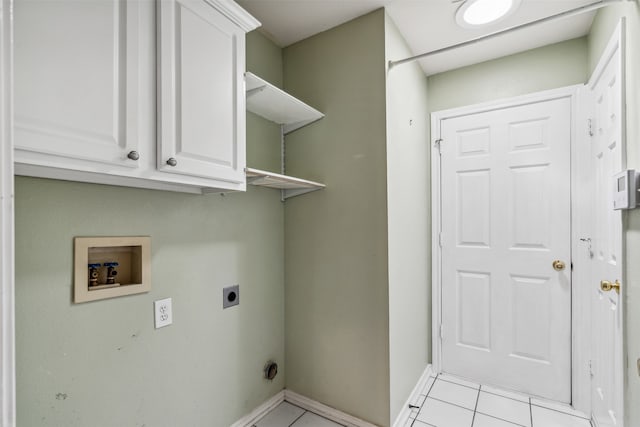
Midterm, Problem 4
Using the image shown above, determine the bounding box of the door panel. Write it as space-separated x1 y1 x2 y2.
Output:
510 164 552 249
457 271 491 350
157 0 245 183
589 25 624 426
440 97 572 402
14 0 141 168
457 170 491 247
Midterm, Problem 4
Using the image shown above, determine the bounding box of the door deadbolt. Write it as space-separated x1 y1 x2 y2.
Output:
600 280 621 294
552 260 566 271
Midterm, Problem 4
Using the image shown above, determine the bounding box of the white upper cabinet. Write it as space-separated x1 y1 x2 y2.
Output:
158 0 246 184
14 0 259 194
14 0 143 170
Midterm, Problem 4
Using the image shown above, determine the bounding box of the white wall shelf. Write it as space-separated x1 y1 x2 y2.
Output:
245 72 324 134
246 168 325 200
245 72 326 200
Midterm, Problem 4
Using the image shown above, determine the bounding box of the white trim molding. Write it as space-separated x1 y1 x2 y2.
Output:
229 390 285 427
204 0 261 32
392 365 434 427
283 390 379 427
231 389 380 427
0 0 14 425
571 83 594 416
430 85 588 412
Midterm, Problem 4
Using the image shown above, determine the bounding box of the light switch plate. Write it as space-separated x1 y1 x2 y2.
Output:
154 298 173 328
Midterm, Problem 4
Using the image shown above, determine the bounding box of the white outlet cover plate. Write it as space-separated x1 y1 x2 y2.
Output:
154 298 173 329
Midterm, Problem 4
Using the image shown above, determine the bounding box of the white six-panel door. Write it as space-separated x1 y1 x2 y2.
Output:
588 21 625 427
439 97 572 402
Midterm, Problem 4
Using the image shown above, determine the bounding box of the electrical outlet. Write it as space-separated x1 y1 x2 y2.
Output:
154 298 173 329
223 285 239 309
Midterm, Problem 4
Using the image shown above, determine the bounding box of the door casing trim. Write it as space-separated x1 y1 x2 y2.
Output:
0 0 15 425
430 84 590 412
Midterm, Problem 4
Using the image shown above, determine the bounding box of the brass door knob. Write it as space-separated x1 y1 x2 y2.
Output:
552 260 566 271
600 280 621 294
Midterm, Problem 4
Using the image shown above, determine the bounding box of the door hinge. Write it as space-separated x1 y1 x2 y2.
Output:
435 139 442 155
438 232 443 248
589 359 594 377
587 119 594 137
440 324 444 340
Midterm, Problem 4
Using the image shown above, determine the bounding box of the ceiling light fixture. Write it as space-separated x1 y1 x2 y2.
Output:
456 0 521 28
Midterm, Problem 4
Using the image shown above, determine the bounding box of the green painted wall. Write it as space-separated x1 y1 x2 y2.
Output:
427 37 588 113
588 3 640 426
15 32 285 427
384 13 430 426
247 30 283 90
283 9 391 426
246 30 284 174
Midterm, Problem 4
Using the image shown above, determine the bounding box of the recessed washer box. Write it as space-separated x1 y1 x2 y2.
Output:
74 236 151 303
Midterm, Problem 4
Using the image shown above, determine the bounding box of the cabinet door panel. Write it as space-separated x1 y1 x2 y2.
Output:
14 0 140 168
158 0 245 183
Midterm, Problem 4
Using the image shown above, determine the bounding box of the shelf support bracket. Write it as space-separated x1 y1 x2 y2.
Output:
246 85 267 98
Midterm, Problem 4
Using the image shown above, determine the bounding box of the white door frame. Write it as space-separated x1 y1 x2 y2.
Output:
0 0 15 425
430 84 592 411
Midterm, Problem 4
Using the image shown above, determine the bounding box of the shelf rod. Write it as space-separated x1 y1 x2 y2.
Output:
388 0 620 70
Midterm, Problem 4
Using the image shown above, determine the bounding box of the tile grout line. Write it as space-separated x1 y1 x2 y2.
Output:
411 375 439 426
474 386 529 427
529 402 591 420
529 398 534 427
473 410 528 427
474 387 589 421
437 376 480 391
481 389 530 404
427 396 476 413
470 385 481 426
288 410 307 427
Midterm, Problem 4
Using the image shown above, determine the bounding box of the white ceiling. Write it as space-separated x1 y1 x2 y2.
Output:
235 0 599 75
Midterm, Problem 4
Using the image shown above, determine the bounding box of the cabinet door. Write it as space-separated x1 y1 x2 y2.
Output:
157 0 246 183
14 0 142 169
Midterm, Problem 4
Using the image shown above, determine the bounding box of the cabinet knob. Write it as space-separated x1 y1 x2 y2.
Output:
166 158 178 167
127 150 140 161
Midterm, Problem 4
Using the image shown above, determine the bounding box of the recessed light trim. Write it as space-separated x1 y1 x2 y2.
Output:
456 0 521 29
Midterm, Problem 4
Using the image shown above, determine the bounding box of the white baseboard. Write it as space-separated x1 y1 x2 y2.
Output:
231 388 385 427
392 364 434 427
230 390 285 427
284 390 379 427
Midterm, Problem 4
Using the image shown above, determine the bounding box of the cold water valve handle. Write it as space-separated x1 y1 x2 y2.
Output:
104 262 119 285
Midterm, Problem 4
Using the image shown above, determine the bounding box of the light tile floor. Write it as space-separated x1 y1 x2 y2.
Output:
406 373 592 427
254 401 344 427
254 374 592 427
